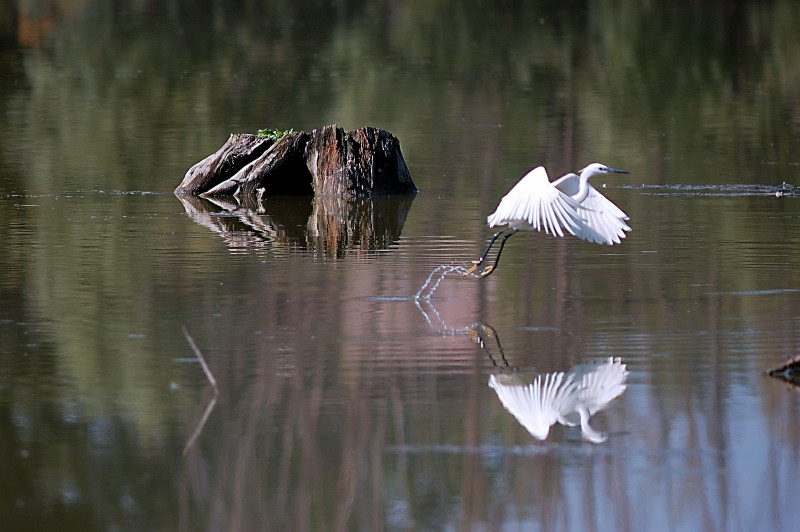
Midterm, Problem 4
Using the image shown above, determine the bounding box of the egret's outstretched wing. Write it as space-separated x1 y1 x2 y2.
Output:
489 372 577 440
568 357 628 443
487 167 584 238
572 186 632 245
577 357 628 415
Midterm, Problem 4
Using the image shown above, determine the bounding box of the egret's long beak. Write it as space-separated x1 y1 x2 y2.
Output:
606 167 629 174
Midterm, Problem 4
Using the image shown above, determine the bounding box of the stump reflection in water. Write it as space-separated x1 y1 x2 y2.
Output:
177 193 415 259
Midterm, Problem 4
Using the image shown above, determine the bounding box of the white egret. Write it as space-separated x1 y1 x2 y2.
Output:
489 358 628 443
467 163 632 277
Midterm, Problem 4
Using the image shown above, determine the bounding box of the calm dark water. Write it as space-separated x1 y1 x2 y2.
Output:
2 1 800 531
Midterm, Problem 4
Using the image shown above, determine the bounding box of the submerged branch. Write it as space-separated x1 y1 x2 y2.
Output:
182 326 220 456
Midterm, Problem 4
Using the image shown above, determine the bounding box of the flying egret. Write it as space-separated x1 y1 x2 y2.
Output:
467 163 632 277
489 358 628 443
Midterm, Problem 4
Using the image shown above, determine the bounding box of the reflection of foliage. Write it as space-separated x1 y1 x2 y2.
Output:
6 1 800 196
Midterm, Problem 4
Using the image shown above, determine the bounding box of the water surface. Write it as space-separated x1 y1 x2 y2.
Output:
2 2 800 531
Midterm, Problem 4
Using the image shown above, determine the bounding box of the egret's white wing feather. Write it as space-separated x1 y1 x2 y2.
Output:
577 357 628 416
551 172 581 197
565 357 628 443
490 359 628 443
489 372 577 440
572 185 632 245
487 167 584 238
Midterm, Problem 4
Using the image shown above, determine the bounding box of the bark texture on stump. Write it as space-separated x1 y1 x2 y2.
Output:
174 134 274 196
175 125 416 199
306 125 415 197
204 131 313 198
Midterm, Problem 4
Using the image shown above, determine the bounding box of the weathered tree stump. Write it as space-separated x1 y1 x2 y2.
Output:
174 134 274 196
203 131 314 198
174 125 417 199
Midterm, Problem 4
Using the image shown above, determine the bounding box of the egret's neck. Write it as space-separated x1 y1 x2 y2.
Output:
572 172 592 203
577 406 607 443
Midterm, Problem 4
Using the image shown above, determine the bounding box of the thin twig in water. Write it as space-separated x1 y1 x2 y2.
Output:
182 326 220 456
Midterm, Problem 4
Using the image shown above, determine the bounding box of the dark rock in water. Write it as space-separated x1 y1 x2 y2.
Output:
175 125 417 199
768 355 800 387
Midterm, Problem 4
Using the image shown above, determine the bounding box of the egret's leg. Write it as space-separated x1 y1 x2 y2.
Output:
465 229 509 275
479 229 518 277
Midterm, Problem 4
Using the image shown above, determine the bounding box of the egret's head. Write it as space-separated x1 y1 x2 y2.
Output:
580 163 629 179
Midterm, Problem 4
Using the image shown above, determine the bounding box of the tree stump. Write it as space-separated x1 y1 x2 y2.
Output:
175 125 417 199
174 134 274 196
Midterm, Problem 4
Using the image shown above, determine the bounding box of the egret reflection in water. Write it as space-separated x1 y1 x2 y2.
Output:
413 305 628 443
489 358 628 443
468 322 627 443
